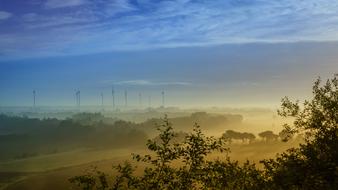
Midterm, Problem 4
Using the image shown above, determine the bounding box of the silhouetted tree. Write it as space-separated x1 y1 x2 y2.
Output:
242 132 256 143
262 74 338 189
223 130 256 143
258 130 278 142
222 130 242 143
278 129 294 142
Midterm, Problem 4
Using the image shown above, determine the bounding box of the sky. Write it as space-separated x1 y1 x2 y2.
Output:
0 0 337 108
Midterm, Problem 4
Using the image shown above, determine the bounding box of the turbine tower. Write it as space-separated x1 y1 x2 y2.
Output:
33 90 36 108
75 90 80 108
124 90 128 107
74 90 77 107
77 90 81 107
112 87 115 109
161 91 165 108
139 92 142 108
148 95 151 108
101 92 104 111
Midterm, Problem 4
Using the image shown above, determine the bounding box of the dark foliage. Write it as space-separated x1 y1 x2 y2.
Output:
261 74 338 189
222 130 256 143
258 131 278 142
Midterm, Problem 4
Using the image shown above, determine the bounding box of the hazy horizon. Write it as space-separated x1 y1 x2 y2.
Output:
1 41 337 108
1 1 338 108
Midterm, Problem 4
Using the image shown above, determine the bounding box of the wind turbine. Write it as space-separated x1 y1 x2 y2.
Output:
124 90 128 107
112 86 115 109
161 91 165 108
101 92 104 106
77 90 81 107
33 90 36 108
148 95 151 108
75 90 80 108
139 92 142 108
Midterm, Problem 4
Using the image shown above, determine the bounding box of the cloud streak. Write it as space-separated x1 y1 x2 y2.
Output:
1 0 338 60
44 0 88 9
0 11 12 20
103 80 191 86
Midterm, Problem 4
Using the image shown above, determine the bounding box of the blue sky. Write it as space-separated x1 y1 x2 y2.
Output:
1 0 338 60
0 1 337 107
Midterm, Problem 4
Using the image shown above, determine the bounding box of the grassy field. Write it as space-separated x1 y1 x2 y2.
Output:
0 148 138 173
2 158 129 190
0 139 300 190
0 147 144 190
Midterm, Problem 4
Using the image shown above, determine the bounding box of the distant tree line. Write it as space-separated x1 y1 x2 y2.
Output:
140 112 243 136
0 111 244 161
0 114 148 160
152 129 293 146
0 110 296 161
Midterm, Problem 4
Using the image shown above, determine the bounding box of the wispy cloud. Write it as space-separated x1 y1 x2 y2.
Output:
0 11 12 20
1 0 338 60
102 80 191 86
44 0 88 9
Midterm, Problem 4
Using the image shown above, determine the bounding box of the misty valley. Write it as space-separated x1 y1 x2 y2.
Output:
0 107 301 189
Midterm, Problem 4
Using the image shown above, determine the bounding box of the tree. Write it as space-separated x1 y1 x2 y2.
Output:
258 130 278 142
262 74 338 189
278 129 294 142
222 130 256 143
222 130 242 143
241 132 256 143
